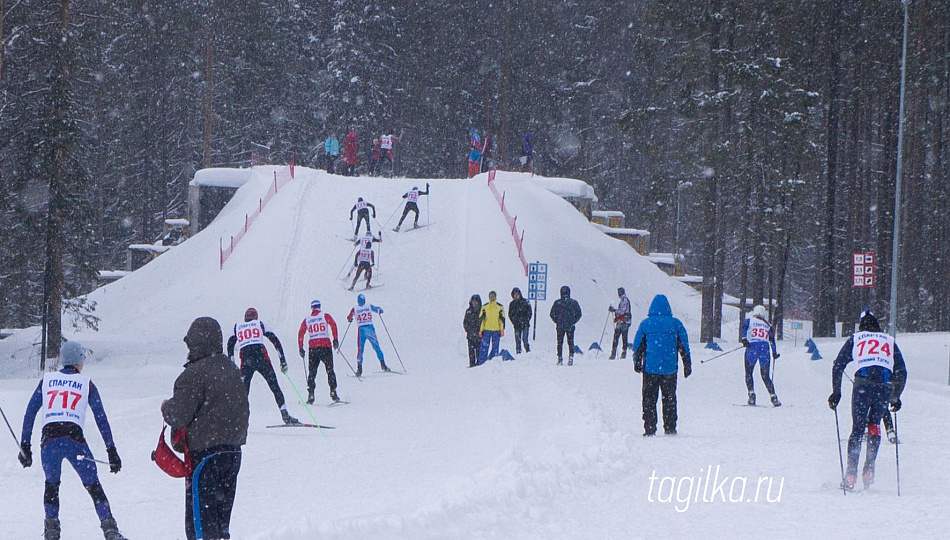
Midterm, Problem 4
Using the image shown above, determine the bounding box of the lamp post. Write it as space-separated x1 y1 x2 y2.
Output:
889 0 909 337
674 181 693 258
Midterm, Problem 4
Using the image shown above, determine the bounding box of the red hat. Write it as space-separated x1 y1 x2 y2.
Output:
244 307 258 322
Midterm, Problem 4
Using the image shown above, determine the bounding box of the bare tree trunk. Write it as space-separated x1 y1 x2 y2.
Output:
700 0 722 343
202 32 215 169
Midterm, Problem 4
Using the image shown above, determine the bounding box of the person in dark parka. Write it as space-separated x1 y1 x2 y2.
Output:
463 295 483 367
162 317 250 540
509 287 533 354
549 285 582 365
631 295 692 436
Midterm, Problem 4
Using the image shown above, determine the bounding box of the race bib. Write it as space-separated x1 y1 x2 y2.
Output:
306 313 330 340
852 331 894 371
746 318 771 343
354 305 374 327
356 201 367 211
358 248 373 264
235 321 264 349
42 372 90 427
407 190 419 203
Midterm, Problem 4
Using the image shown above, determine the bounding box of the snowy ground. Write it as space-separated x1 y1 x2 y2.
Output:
1 167 947 539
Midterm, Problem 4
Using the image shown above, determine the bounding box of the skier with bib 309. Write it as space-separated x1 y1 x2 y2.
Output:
740 305 781 407
298 300 341 403
349 197 376 238
348 240 375 291
226 308 299 425
19 341 128 540
393 183 429 231
346 294 391 377
828 309 906 491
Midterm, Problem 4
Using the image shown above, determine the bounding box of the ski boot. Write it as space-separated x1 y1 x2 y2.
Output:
887 428 899 444
355 364 363 377
44 518 61 540
620 350 627 359
307 388 315 405
101 518 128 540
392 226 400 232
280 408 300 425
567 356 574 366
747 392 756 406
608 350 616 360
862 464 875 489
380 361 392 373
525 344 530 353
330 390 341 403
556 357 563 366
770 394 782 407
841 471 857 491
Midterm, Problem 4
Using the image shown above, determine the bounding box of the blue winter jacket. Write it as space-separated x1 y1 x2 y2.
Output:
324 136 340 156
631 295 691 375
740 317 777 364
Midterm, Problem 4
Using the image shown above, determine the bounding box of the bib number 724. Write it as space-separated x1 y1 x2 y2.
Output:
857 339 891 357
46 390 82 410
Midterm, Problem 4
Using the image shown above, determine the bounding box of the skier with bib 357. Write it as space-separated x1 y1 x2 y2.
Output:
740 305 781 407
19 341 128 540
298 300 342 403
393 183 430 231
346 294 391 377
828 309 907 491
226 308 299 425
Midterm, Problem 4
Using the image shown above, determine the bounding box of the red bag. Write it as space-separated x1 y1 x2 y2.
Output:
152 425 192 478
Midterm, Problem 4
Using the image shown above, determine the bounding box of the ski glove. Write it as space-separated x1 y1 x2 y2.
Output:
378 308 384 314
683 363 692 378
741 339 750 348
889 397 902 412
107 446 122 474
332 339 339 349
634 360 644 374
280 359 288 373
18 442 31 468
773 352 781 359
299 348 306 358
828 392 841 410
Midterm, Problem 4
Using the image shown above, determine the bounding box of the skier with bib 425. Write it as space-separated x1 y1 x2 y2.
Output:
298 300 342 403
740 305 781 407
19 341 128 540
393 183 429 231
346 294 391 377
828 309 907 491
226 307 299 425
349 240 376 291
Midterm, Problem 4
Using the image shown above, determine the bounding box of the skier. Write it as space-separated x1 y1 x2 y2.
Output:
348 240 376 291
346 294 391 377
478 290 506 364
369 138 381 176
632 294 692 436
342 131 359 176
467 128 482 178
352 230 381 248
323 131 340 172
508 287 532 354
379 132 401 177
298 299 342 403
549 285 582 365
349 197 377 238
463 294 483 367
19 341 128 540
520 133 534 173
226 307 299 425
608 287 632 359
393 183 430 231
740 305 781 407
828 309 907 490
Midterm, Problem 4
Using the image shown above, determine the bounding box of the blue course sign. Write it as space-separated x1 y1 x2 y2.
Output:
528 262 548 301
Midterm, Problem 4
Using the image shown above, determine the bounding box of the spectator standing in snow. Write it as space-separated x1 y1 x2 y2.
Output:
631 294 691 436
19 341 129 540
463 294 483 367
349 197 377 238
393 183 429 231
520 133 534 173
323 131 340 172
740 305 781 407
828 309 907 490
480 134 494 173
346 294 391 377
609 287 632 359
508 287 532 354
298 300 342 403
379 132 401 177
467 128 482 178
549 285 582 365
226 307 299 425
162 317 249 540
369 138 381 176
342 131 359 176
478 291 506 364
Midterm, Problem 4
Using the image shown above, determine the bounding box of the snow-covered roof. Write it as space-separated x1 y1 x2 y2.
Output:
530 176 598 202
164 218 190 227
676 275 703 284
592 210 625 218
97 270 131 279
190 168 253 188
128 243 171 254
596 224 650 236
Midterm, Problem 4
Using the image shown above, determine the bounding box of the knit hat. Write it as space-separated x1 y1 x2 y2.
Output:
311 299 321 310
60 341 85 367
184 317 223 361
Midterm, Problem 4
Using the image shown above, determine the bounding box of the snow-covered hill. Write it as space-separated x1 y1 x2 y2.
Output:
0 167 946 539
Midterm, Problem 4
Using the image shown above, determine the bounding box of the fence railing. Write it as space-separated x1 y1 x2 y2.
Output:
487 170 528 276
219 160 295 269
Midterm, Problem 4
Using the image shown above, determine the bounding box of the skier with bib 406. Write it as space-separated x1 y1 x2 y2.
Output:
393 183 429 231
740 305 781 407
19 341 129 540
828 309 907 491
346 294 392 377
298 300 342 403
226 307 299 425
349 197 377 239
349 240 376 291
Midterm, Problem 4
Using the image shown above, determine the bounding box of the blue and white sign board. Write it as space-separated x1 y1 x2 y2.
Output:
528 262 548 301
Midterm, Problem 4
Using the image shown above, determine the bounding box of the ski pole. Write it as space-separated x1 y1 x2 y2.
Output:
377 314 407 372
339 320 353 349
280 371 327 438
834 407 847 495
0 403 26 460
699 345 745 364
337 243 359 279
894 411 901 496
77 455 111 465
334 347 361 380
596 310 611 359
381 203 401 228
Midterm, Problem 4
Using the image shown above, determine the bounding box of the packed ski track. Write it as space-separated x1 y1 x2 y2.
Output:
1 167 947 539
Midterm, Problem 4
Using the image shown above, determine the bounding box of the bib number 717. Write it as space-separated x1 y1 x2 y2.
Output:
47 390 82 410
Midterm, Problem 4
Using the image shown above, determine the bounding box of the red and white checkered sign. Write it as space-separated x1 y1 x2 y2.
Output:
852 252 875 288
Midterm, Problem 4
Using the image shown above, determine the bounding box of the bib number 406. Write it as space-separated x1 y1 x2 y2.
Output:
308 322 327 333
